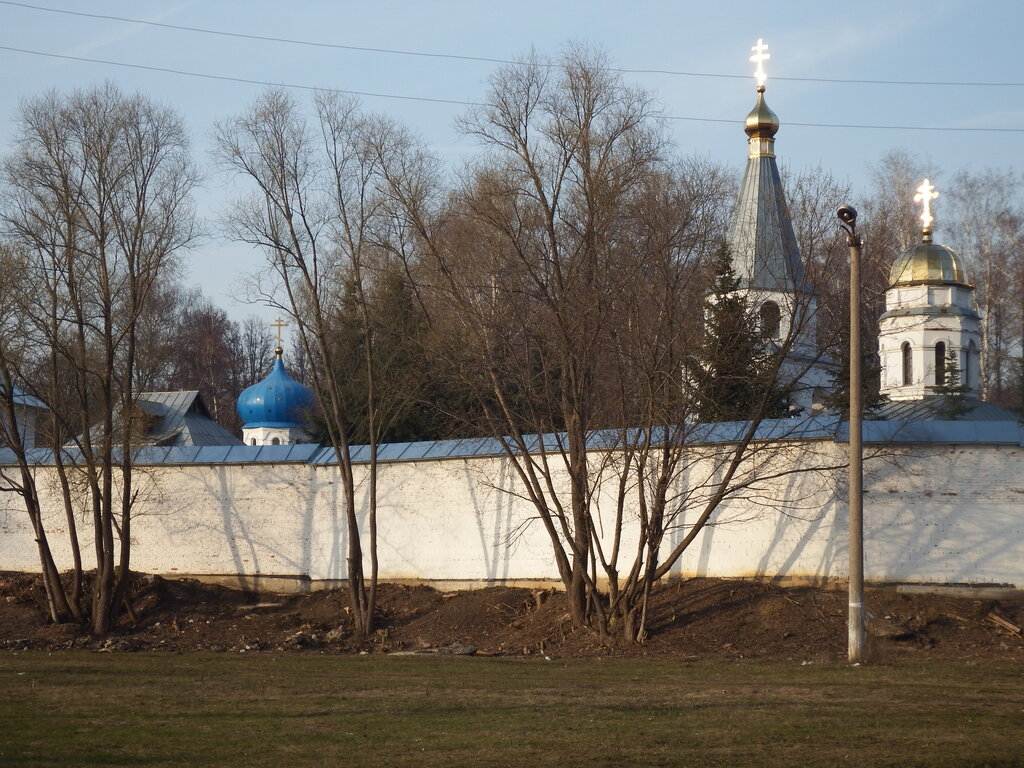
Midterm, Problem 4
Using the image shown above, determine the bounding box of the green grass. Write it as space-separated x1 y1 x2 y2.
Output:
0 653 1022 767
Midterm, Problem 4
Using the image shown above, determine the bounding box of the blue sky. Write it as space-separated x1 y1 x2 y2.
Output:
0 0 1021 321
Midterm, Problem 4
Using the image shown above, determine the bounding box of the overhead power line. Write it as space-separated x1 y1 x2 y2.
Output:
4 0 1024 89
0 45 482 107
0 45 1021 134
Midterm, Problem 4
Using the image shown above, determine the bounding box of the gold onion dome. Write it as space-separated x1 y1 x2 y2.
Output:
889 230 970 287
744 86 780 139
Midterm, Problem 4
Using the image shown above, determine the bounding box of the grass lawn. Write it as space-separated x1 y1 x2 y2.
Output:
0 652 1022 767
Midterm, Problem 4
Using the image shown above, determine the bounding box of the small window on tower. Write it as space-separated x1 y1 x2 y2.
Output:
760 301 781 339
934 342 946 387
901 342 913 386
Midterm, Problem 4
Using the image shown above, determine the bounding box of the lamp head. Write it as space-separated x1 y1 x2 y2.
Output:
836 205 858 226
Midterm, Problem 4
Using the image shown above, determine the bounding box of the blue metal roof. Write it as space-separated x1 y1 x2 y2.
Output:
4 409 1023 468
237 355 315 430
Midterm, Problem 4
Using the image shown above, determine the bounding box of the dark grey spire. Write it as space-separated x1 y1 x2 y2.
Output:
726 86 805 293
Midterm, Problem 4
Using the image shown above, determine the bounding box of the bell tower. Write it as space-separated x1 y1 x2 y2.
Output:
725 39 833 414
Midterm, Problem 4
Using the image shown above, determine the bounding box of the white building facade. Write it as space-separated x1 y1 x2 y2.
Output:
878 212 981 400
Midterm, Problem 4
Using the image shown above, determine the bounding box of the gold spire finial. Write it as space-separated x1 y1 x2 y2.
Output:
913 179 939 240
750 38 771 90
744 38 779 142
269 317 289 359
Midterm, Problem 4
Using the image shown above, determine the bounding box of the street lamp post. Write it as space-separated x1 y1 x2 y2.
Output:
837 204 865 663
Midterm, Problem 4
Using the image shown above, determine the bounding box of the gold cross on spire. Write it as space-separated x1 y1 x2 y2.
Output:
750 38 771 89
914 179 939 231
269 316 289 347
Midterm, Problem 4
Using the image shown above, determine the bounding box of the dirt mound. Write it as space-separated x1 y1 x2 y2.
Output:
1 572 1022 661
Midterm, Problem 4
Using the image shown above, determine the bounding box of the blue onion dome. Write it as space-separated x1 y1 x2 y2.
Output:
889 229 971 288
237 347 315 428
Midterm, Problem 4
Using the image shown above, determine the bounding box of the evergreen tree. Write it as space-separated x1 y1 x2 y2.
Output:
821 324 889 418
688 246 787 422
310 266 480 445
934 348 976 419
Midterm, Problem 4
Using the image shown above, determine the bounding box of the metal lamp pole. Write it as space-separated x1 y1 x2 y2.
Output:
838 205 865 663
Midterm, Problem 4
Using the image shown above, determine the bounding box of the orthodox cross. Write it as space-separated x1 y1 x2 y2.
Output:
750 38 771 88
269 317 289 347
914 179 939 230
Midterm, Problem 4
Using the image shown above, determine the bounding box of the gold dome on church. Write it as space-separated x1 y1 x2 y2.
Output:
889 233 970 287
744 86 780 139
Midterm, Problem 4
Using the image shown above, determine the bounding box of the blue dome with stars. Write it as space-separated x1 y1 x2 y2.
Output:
236 348 315 429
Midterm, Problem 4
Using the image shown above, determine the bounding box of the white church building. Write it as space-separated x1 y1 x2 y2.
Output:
878 182 982 401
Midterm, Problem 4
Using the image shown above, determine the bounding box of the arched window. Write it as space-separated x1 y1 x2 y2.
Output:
967 341 978 388
250 438 256 446
759 301 781 339
934 341 946 387
901 342 913 386
271 437 281 446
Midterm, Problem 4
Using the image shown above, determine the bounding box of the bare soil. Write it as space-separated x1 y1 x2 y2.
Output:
1 572 1022 662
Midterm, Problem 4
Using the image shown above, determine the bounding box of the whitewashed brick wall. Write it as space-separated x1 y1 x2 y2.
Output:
1 441 1021 588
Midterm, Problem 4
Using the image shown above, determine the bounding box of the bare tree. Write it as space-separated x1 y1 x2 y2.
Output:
0 246 79 623
374 48 835 643
239 315 275 388
215 89 424 637
0 83 198 634
946 168 1024 404
164 290 244 427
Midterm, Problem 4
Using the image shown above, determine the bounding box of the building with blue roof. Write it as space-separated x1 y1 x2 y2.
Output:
0 383 47 450
237 345 315 446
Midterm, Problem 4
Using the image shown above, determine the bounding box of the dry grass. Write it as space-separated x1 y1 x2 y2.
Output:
1 652 1022 767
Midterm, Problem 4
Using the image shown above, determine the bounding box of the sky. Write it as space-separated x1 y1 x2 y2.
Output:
0 0 1022 323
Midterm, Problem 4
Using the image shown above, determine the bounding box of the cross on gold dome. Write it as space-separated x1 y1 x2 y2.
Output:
914 179 939 231
750 38 771 88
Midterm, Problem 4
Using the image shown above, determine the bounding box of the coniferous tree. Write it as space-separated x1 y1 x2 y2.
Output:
688 246 786 422
310 266 479 444
934 348 976 419
821 324 889 418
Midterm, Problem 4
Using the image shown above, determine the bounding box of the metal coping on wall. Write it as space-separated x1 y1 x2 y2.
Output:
3 412 1022 467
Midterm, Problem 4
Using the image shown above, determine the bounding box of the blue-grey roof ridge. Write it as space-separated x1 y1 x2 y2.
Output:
5 406 1023 467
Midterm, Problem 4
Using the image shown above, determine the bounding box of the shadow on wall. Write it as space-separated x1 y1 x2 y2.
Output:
466 457 517 584
191 464 314 584
663 444 842 582
102 440 1024 589
861 446 1024 585
353 456 532 585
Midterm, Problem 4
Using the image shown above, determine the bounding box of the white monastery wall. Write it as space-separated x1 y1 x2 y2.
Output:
1 440 1022 590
